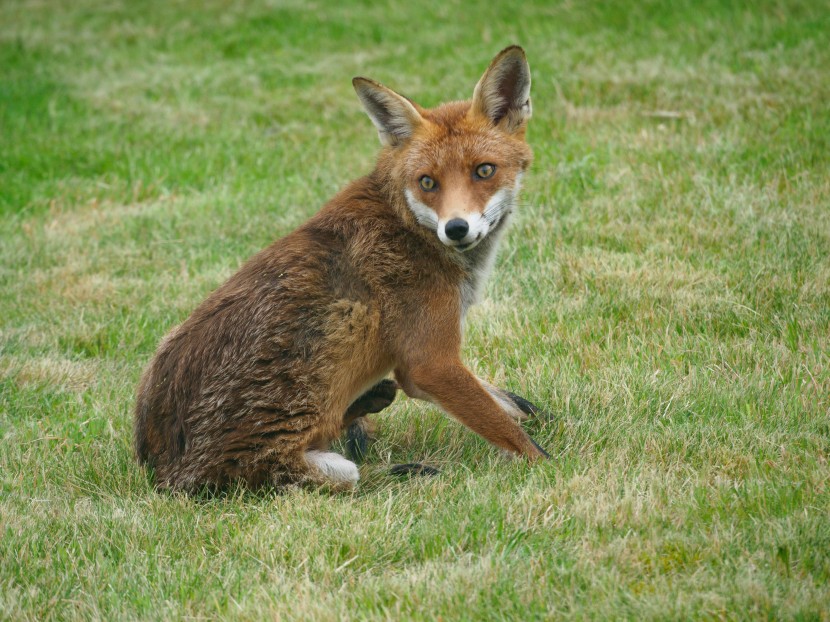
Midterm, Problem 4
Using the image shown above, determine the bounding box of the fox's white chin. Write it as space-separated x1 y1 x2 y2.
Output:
448 238 482 253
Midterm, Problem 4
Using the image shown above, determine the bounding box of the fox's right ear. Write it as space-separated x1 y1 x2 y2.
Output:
353 77 423 147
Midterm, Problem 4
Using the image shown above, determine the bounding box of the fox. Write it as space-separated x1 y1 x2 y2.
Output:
134 45 549 493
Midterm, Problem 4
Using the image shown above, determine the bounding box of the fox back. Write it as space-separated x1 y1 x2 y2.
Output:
134 46 546 493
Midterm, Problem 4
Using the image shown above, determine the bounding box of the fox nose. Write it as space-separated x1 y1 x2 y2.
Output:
444 218 469 241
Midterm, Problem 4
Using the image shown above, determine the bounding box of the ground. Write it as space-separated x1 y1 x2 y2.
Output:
1 0 829 619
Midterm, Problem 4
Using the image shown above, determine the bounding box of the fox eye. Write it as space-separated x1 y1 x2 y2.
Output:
475 164 496 179
419 175 437 192
474 163 496 179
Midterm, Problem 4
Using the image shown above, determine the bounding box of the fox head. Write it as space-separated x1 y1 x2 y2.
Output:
353 46 533 253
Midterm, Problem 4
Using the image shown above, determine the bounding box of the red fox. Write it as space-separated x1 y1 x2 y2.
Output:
134 45 548 492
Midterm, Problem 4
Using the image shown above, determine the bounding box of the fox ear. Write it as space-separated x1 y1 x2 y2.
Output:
472 46 532 133
353 77 423 147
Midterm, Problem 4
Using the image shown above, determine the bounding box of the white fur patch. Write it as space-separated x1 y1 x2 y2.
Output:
437 211 486 249
458 174 523 314
404 189 440 230
305 451 359 484
460 213 511 315
438 183 518 252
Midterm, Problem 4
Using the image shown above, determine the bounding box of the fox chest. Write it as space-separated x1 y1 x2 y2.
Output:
459 223 508 317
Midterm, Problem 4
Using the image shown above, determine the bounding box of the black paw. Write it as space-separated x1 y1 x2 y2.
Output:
348 379 398 417
389 463 440 477
505 391 551 420
529 436 551 459
345 418 373 463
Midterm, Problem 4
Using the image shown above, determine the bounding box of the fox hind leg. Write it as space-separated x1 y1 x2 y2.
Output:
342 379 440 477
345 418 375 463
304 450 360 488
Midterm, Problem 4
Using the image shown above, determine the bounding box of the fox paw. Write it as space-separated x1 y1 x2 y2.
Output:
529 436 551 459
504 391 551 420
345 418 374 463
389 463 440 477
348 379 398 418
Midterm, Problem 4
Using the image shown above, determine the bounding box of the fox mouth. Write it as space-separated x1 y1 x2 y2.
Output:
449 229 487 252
451 236 484 252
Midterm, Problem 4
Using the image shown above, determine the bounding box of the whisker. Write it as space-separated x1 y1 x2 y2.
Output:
483 195 513 221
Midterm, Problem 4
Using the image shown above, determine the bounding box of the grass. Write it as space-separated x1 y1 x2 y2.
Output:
1 0 829 619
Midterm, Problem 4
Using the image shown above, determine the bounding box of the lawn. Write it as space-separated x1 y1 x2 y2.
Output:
1 0 829 619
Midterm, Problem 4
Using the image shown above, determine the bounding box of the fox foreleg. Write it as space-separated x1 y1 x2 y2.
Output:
396 361 549 459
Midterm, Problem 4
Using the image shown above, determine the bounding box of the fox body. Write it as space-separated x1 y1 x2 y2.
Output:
134 46 547 492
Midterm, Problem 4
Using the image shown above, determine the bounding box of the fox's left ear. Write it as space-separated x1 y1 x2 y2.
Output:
472 46 532 133
353 77 424 147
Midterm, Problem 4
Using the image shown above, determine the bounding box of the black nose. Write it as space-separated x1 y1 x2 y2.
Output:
444 218 469 241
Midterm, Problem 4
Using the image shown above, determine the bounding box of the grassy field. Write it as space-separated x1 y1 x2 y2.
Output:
2 0 829 619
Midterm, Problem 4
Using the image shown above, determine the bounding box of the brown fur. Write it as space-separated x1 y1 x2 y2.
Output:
134 46 546 493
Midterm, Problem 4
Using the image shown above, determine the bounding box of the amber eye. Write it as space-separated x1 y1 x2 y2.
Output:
475 163 496 179
419 175 437 192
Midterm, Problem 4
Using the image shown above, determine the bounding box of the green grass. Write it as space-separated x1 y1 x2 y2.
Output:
2 0 829 619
